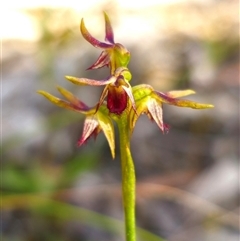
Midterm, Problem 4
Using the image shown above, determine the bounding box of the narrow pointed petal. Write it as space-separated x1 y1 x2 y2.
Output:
65 75 116 86
130 96 149 133
104 12 114 44
155 91 214 109
167 89 195 98
130 85 155 133
97 109 115 159
57 86 89 111
95 85 109 113
77 116 99 146
87 50 110 70
37 90 85 113
147 98 164 132
163 123 170 133
173 100 214 109
122 85 137 114
80 18 112 48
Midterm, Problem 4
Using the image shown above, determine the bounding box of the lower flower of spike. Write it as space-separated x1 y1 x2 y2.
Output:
37 87 116 159
131 84 214 134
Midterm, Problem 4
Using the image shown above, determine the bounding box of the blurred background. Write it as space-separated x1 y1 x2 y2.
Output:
2 0 239 241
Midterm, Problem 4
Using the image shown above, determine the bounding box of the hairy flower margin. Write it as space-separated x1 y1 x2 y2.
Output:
38 12 214 159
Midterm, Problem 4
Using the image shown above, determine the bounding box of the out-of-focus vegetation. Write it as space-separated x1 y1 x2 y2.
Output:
2 1 239 241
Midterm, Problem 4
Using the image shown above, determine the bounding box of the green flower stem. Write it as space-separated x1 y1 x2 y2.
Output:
117 116 136 241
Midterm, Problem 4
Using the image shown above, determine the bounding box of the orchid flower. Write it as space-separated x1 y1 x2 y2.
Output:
131 85 213 134
81 12 130 75
38 87 115 158
38 13 213 241
65 66 135 116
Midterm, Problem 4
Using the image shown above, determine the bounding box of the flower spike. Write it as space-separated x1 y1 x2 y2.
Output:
38 12 214 241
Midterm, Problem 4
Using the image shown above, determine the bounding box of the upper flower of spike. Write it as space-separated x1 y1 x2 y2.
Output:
81 12 130 75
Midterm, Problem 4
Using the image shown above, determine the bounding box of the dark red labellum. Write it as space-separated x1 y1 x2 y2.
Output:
107 87 127 115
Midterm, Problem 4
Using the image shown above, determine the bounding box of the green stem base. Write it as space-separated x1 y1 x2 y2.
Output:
117 118 136 241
